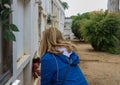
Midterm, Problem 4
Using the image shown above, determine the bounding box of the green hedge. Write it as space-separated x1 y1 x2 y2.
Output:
81 12 120 54
72 11 120 54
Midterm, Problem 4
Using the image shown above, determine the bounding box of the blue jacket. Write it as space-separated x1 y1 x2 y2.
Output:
41 51 89 85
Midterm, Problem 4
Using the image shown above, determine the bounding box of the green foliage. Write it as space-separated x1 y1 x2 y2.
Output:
81 12 120 54
3 29 16 41
99 13 120 53
47 14 52 25
1 0 9 4
72 11 120 54
0 1 19 41
71 14 82 39
80 19 92 41
71 12 92 39
61 1 69 9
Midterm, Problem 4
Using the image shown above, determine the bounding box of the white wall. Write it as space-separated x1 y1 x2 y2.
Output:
30 0 39 57
5 0 40 85
49 0 52 14
40 0 65 33
64 18 75 39
23 0 32 55
56 0 65 33
12 0 39 63
119 0 120 10
41 14 46 33
59 9 65 33
41 0 46 12
40 0 47 33
46 0 51 14
11 0 31 84
15 0 24 59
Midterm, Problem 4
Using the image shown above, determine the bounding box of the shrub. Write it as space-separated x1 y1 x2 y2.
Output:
71 14 82 39
81 12 120 54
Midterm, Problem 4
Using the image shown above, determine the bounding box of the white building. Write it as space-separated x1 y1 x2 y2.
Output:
0 0 40 85
57 0 65 33
40 0 65 34
0 0 65 85
64 17 75 40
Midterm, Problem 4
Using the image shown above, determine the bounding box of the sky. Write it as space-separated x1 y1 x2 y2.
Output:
61 0 108 17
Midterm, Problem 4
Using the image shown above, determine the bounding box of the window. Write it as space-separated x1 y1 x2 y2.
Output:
0 1 13 84
0 32 13 85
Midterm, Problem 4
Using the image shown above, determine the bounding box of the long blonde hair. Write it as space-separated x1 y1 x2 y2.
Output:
39 27 76 57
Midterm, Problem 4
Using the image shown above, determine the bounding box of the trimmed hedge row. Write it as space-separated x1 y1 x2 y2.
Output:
72 12 120 54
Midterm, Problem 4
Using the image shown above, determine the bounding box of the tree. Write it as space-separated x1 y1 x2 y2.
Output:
61 1 69 9
81 12 120 54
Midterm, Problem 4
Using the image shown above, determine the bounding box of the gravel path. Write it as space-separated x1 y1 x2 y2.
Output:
72 41 120 85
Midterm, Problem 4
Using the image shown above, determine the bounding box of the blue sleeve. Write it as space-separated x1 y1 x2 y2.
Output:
41 55 55 85
71 51 80 64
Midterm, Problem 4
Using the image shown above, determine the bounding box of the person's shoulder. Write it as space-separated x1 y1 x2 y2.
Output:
71 51 79 58
41 52 53 60
71 51 78 55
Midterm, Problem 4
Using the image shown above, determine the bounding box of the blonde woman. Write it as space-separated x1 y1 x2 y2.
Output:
40 27 89 85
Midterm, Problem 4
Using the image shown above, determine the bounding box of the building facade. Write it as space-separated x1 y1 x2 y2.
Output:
64 17 75 40
0 0 65 85
40 0 65 34
11 0 40 85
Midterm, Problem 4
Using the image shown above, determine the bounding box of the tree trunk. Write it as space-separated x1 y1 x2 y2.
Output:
108 0 119 12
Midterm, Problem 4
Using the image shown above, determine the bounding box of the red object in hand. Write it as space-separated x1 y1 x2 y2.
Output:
33 63 40 76
32 57 40 78
33 63 39 69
